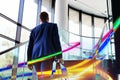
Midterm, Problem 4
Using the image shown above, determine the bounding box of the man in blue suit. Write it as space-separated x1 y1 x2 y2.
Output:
27 12 63 78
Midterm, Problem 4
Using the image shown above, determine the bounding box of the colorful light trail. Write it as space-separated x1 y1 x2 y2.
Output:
0 42 80 72
113 17 120 30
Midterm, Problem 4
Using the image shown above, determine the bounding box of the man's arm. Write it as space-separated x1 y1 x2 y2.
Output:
27 30 35 61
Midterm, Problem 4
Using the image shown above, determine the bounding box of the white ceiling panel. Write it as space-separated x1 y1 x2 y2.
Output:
68 0 112 17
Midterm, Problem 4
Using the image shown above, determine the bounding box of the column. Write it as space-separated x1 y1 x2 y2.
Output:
54 0 69 43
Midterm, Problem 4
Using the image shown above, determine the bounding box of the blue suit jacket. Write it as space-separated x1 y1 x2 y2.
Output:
27 22 62 61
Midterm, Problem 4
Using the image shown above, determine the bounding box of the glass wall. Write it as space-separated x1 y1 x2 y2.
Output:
0 0 19 39
67 8 81 60
0 50 14 80
94 17 105 37
82 13 93 51
0 0 19 79
67 7 115 60
21 0 38 42
69 9 79 35
82 14 92 37
0 0 39 79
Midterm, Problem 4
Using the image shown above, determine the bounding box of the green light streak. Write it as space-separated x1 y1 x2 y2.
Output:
28 51 62 64
113 16 120 30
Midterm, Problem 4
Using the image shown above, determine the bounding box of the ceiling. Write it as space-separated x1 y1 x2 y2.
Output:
68 0 112 17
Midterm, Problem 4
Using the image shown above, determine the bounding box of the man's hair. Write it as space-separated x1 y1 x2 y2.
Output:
40 12 49 22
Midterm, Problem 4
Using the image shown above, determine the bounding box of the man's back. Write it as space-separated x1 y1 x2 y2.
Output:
28 22 62 60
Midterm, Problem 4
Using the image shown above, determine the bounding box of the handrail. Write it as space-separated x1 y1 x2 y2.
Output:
0 13 31 31
0 41 28 55
65 29 100 39
0 34 20 43
0 13 30 55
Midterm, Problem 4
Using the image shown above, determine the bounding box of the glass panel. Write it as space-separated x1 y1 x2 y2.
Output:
17 43 33 80
69 33 80 43
0 37 15 52
97 41 111 60
20 29 30 42
94 17 104 37
0 17 17 39
41 0 52 22
82 37 92 50
0 49 14 79
0 42 32 80
0 0 19 21
69 9 79 34
67 46 81 60
82 37 93 59
82 37 94 59
82 13 92 37
66 33 81 60
18 44 28 63
94 38 99 47
22 0 37 29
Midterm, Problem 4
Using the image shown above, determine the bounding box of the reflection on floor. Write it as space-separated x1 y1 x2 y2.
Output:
0 59 113 80
34 59 113 80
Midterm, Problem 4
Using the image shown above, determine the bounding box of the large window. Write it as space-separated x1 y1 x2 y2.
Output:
20 29 30 42
0 0 19 21
21 0 53 42
22 0 37 29
94 17 105 37
0 0 54 79
69 9 79 35
82 13 92 37
0 17 17 39
82 13 92 51
21 0 38 42
0 0 19 77
68 7 115 60
67 8 81 60
0 0 19 39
